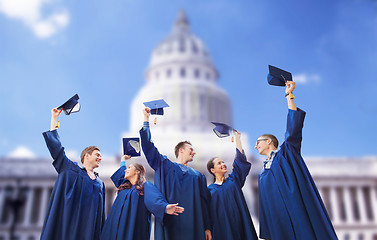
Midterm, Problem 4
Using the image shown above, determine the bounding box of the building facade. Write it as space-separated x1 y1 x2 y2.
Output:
0 11 376 240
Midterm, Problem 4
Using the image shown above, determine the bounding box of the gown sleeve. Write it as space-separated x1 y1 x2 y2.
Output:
144 181 169 224
139 122 169 171
229 149 251 188
42 129 71 173
199 174 212 231
110 166 128 188
283 108 306 154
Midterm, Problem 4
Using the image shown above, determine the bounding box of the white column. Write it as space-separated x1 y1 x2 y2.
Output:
38 187 49 226
343 187 355 224
356 186 368 224
329 187 341 224
369 187 377 224
22 187 34 226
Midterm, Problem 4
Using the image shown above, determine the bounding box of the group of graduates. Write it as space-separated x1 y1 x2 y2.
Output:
40 79 339 240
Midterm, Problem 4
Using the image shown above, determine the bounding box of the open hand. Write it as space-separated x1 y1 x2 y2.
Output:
166 203 184 216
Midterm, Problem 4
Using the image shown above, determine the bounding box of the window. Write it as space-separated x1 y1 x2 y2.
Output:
166 69 172 78
179 38 185 53
180 68 186 78
194 69 200 79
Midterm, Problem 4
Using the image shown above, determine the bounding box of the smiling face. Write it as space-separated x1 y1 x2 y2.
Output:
85 150 102 169
124 164 140 180
210 158 227 177
180 143 196 163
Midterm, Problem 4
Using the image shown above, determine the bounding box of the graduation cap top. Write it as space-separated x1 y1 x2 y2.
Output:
57 94 80 115
211 122 236 138
143 99 170 115
267 65 293 86
122 138 141 157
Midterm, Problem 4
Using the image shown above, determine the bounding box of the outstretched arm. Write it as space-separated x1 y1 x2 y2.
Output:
144 181 184 224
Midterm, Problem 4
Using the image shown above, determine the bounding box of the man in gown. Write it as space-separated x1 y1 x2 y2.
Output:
140 107 212 240
41 108 105 240
256 81 338 240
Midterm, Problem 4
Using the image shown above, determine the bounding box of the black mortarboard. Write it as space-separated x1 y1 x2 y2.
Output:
143 99 170 115
122 138 141 157
211 122 236 138
57 94 80 115
267 65 293 86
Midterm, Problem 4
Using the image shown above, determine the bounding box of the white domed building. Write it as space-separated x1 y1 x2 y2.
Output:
124 11 251 174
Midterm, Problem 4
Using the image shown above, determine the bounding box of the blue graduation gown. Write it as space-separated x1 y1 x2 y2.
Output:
258 109 338 240
140 126 212 240
41 130 105 240
100 166 151 240
207 149 258 240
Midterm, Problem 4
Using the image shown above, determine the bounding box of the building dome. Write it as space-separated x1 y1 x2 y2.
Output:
146 10 218 82
129 10 231 134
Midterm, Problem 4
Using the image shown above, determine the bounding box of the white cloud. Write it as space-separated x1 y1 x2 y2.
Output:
8 146 36 158
0 0 69 39
293 73 321 84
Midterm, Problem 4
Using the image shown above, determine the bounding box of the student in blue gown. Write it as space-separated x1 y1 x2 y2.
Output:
41 108 105 240
140 107 212 240
256 81 338 240
100 155 184 240
207 130 258 240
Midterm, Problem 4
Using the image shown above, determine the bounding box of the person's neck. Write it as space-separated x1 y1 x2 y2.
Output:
265 148 277 159
176 157 188 166
215 174 225 184
83 163 96 179
127 176 138 185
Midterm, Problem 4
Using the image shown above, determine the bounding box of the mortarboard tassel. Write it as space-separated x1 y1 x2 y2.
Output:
154 117 157 125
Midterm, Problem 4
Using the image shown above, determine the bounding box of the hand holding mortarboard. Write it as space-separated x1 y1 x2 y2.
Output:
51 94 81 130
267 65 295 99
50 108 62 131
143 107 151 122
143 99 169 125
121 155 132 162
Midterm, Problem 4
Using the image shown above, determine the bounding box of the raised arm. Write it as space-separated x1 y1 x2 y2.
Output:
285 81 297 111
43 108 69 173
230 131 251 187
50 108 61 131
139 107 169 171
284 81 306 153
110 155 130 188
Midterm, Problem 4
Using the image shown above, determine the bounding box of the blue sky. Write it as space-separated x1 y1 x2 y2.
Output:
1 0 376 158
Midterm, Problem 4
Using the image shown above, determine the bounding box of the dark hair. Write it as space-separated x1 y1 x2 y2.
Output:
118 163 146 195
80 146 100 163
207 157 218 183
260 134 279 148
174 141 192 158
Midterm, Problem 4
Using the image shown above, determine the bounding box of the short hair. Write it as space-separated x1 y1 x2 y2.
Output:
174 141 192 158
80 146 100 163
260 134 279 149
